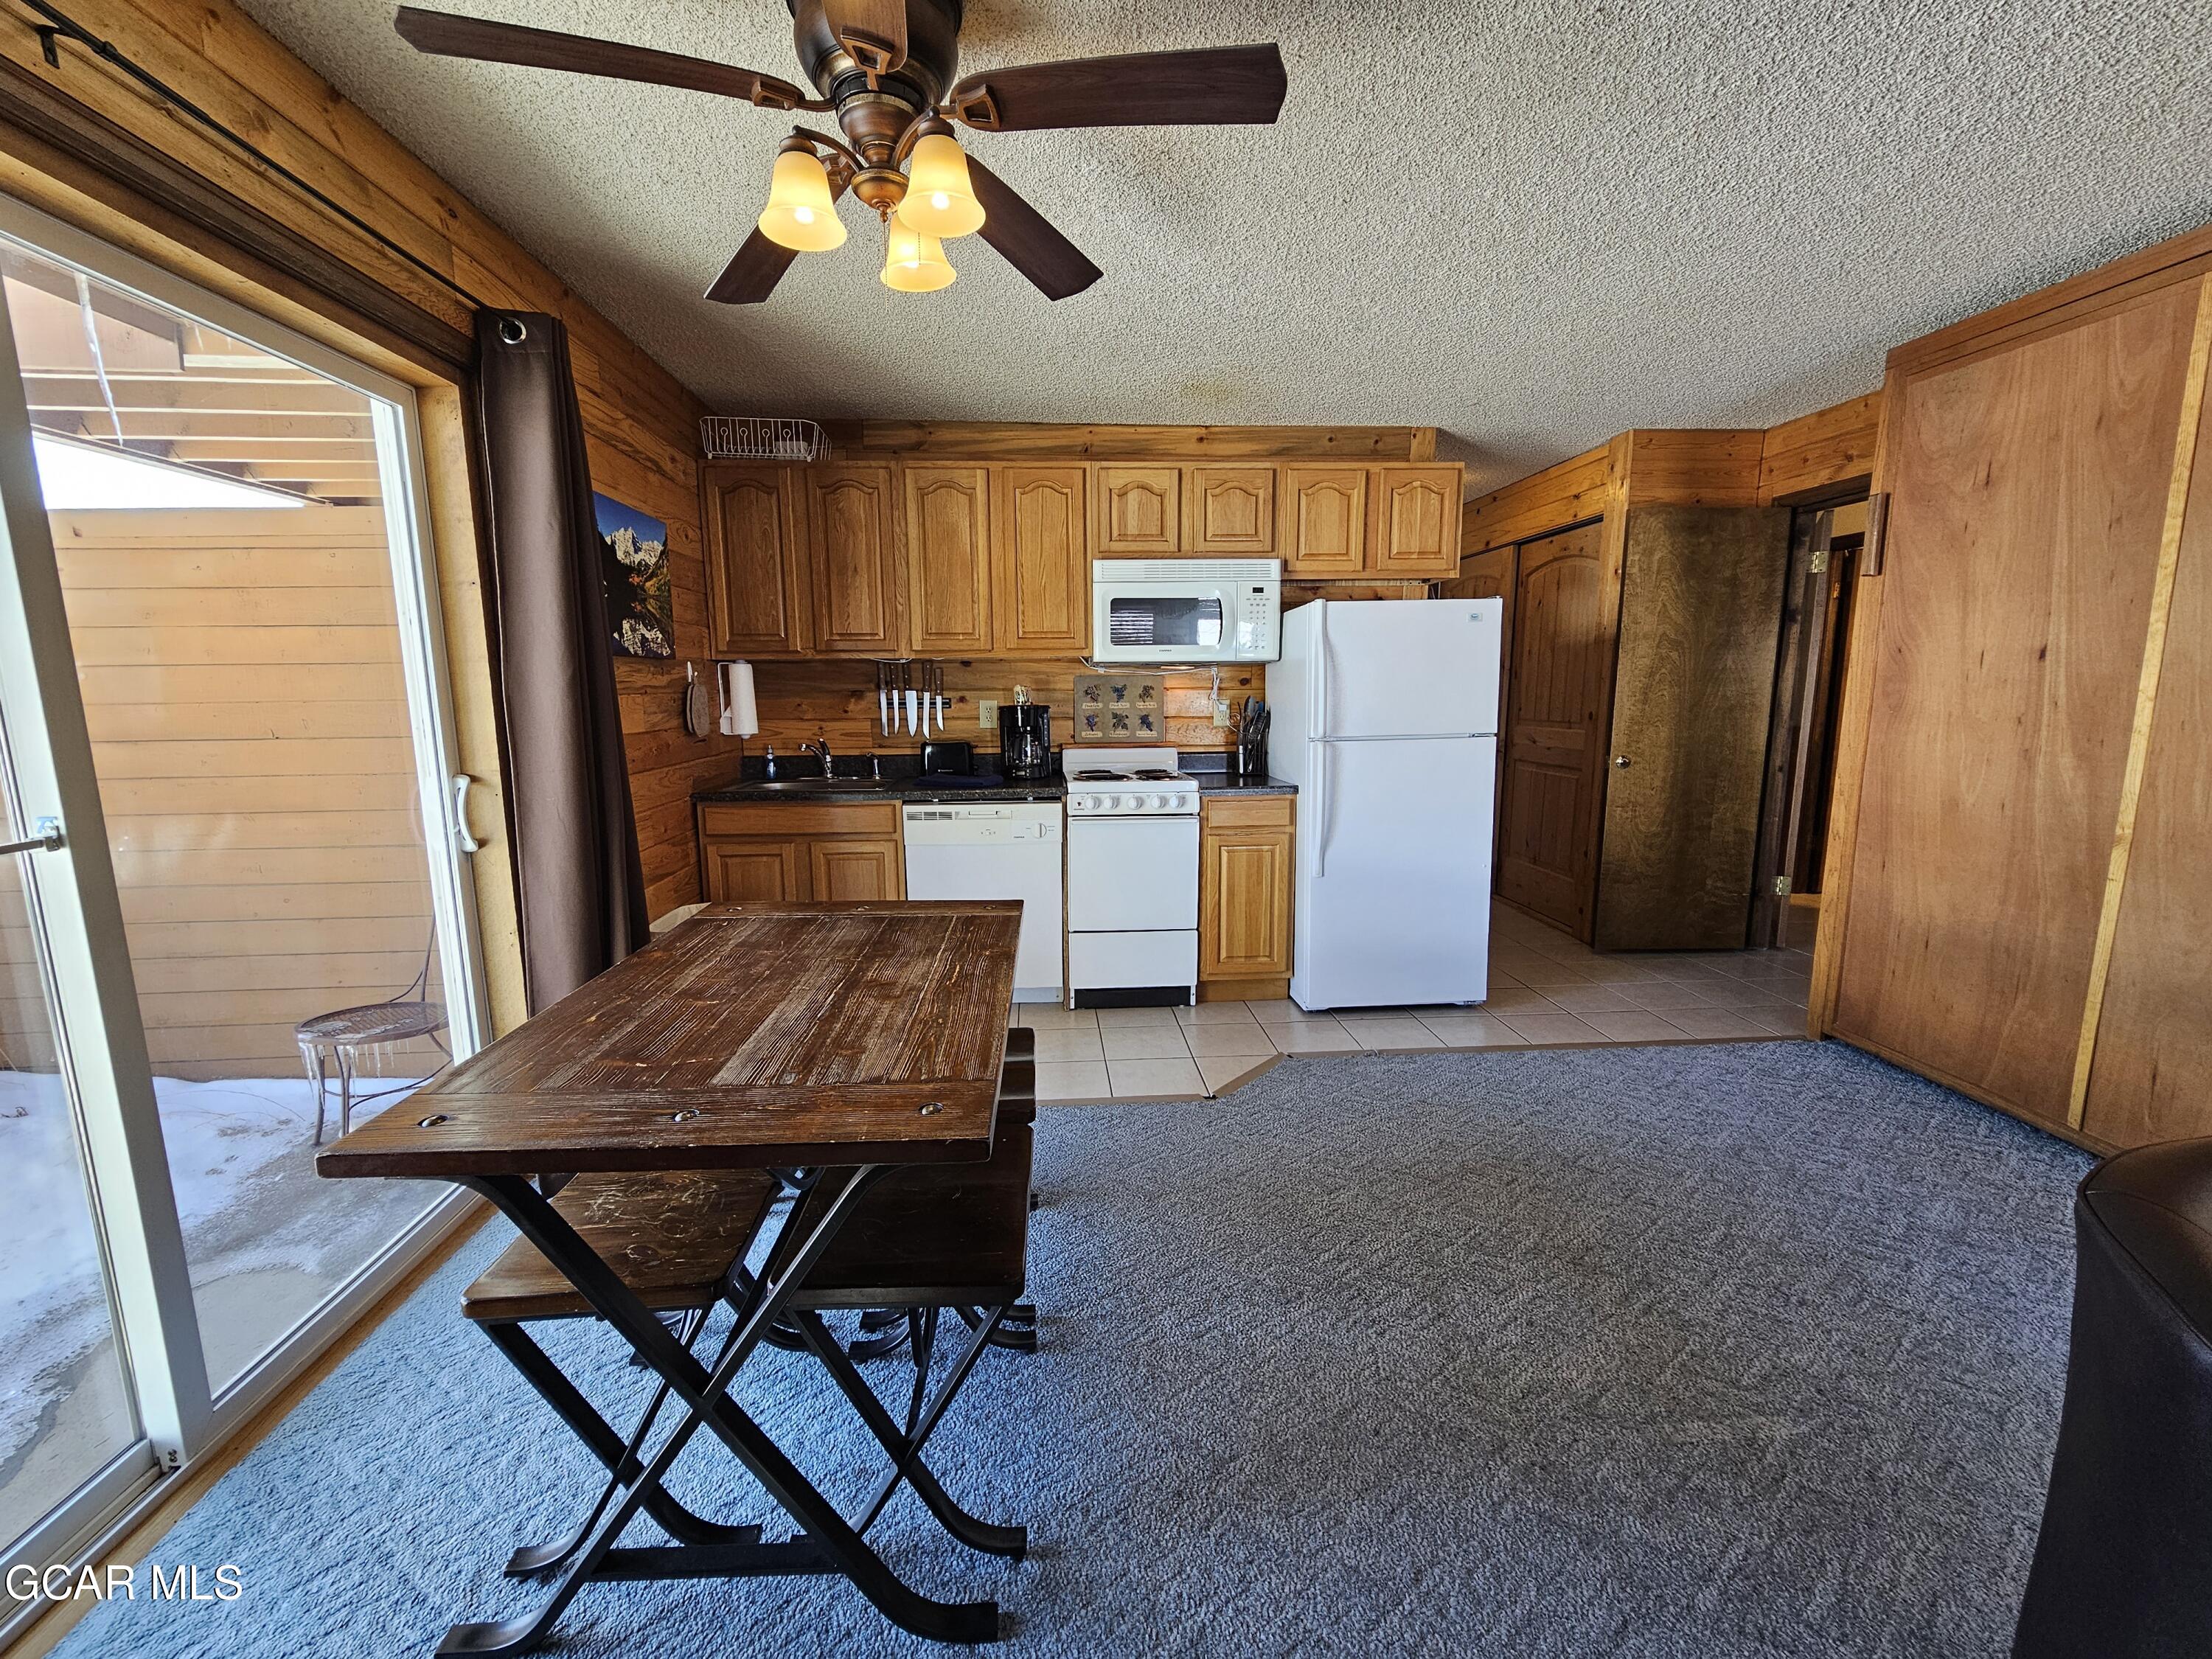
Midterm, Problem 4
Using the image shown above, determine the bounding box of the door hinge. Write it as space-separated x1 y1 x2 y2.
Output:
1773 875 1792 897
1808 549 1829 574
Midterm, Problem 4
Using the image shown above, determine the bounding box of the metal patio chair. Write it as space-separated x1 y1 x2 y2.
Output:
296 933 448 1144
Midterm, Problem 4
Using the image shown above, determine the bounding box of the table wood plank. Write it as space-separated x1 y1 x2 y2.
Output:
316 902 1021 1180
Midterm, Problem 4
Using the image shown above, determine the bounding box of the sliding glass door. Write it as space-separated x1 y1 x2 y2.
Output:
0 205 487 1599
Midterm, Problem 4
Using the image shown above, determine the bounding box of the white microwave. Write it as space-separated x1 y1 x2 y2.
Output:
1089 558 1282 664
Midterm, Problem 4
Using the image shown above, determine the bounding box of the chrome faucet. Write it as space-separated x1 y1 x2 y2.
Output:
799 736 833 778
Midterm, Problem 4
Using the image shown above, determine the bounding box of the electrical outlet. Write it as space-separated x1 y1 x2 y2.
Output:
977 698 998 729
1212 699 1234 728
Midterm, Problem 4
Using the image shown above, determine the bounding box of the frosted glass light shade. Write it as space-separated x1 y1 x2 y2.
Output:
880 220 955 292
758 149 846 252
897 133 985 238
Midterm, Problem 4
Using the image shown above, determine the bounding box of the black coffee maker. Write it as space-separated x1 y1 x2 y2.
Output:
998 700 1051 781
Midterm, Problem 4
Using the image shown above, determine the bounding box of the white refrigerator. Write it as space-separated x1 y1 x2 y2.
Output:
1267 598 1501 1011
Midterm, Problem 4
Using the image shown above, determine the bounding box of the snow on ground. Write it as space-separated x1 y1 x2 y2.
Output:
0 1069 439 1521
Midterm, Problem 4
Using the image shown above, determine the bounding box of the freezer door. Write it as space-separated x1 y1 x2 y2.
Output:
1317 599 1502 738
1293 734 1494 1009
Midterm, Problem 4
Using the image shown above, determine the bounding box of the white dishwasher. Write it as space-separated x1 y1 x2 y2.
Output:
901 801 1064 1003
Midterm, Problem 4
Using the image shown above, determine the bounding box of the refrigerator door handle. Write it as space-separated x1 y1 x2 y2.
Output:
1315 602 1334 737
1313 741 1333 877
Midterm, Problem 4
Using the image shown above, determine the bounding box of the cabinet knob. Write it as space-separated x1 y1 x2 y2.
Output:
1613 755 1631 768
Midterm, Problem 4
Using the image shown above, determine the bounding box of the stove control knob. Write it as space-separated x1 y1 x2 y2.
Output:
1150 793 1169 810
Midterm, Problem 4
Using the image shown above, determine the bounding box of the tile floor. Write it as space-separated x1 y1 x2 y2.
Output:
1019 903 1817 1105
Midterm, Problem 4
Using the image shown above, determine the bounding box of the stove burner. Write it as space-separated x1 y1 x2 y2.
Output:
1131 769 1180 780
1070 770 1123 782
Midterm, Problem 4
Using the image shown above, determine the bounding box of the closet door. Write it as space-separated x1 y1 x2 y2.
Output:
1829 282 2202 1128
1495 522 1609 937
1593 505 1789 950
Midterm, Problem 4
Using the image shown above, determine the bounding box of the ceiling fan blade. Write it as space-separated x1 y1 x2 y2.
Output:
966 158 1102 302
820 0 908 77
394 7 807 111
704 232 799 305
705 171 853 305
944 44 1287 132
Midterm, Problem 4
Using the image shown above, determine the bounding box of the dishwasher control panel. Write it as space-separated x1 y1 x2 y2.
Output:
902 804 1063 844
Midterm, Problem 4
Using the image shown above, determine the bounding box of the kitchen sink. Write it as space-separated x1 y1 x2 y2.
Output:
741 777 888 793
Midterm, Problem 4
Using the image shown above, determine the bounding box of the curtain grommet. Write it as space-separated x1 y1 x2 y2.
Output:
498 317 528 345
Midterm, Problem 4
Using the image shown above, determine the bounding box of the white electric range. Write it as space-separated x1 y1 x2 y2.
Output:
1061 746 1200 1006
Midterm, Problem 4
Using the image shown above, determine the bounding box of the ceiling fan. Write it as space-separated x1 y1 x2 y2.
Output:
392 2 1289 302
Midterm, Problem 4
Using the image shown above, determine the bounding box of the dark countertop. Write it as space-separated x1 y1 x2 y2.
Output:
698 777 1065 805
695 753 1294 807
1192 772 1298 798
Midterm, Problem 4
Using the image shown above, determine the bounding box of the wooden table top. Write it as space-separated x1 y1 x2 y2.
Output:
316 901 1023 1180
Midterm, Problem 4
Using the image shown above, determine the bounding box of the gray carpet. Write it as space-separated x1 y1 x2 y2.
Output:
55 1040 2090 1658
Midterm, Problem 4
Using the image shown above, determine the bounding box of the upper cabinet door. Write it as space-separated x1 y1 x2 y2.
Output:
1372 465 1463 577
1281 465 1369 576
994 465 1090 655
1185 466 1275 554
806 463 903 655
703 463 806 655
1096 465 1181 554
904 465 993 655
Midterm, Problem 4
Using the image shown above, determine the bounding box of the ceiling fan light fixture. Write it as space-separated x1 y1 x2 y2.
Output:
880 220 956 292
758 144 846 252
897 132 986 239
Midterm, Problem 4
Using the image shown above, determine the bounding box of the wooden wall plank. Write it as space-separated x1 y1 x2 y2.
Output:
1758 392 1882 504
1461 446 1612 553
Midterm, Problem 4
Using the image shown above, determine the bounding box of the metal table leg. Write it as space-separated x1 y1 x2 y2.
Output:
439 1169 1003 1655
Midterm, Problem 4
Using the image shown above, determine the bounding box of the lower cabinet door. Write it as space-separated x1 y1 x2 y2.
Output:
704 837 804 902
808 837 905 902
1200 826 1293 980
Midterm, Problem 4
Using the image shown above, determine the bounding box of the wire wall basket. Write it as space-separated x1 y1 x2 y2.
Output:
700 416 830 462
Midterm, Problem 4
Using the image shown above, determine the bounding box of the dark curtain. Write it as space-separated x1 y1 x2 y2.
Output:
473 310 648 1013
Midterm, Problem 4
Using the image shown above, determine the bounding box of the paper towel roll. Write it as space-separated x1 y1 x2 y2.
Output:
722 660 759 738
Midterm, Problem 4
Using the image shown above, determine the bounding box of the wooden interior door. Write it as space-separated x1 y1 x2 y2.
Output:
904 465 992 654
1829 282 2202 1127
702 463 805 655
1495 522 1608 936
1441 546 1516 878
994 465 1089 655
1594 505 1789 950
806 464 902 654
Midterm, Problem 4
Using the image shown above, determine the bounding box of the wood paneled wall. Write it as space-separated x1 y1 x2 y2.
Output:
0 509 445 1079
1461 398 1885 559
1759 392 1882 504
737 658 1266 761
0 0 740 944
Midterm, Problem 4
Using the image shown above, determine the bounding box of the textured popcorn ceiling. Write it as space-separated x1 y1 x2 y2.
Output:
240 0 2212 493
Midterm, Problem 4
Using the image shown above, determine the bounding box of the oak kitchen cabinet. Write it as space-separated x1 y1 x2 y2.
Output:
805 463 903 655
1199 794 1295 998
1371 465 1462 577
1185 466 1276 554
1281 465 1369 575
993 465 1090 655
1094 465 1182 554
697 801 905 902
904 464 993 655
702 462 808 655
1812 232 2212 1151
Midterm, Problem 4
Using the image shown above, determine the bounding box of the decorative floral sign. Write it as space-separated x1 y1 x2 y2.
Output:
594 491 672 658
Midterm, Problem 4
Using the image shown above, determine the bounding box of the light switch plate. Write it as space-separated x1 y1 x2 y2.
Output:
977 698 999 728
